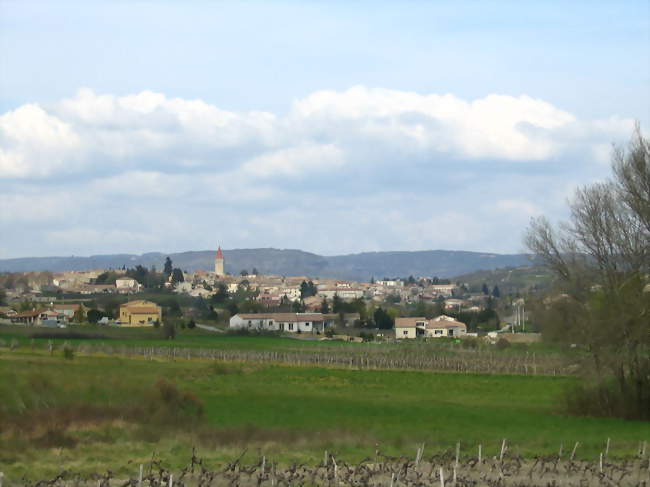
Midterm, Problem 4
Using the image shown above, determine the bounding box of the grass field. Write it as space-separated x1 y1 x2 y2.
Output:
1 347 647 481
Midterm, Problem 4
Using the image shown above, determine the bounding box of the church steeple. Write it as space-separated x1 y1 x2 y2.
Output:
215 246 225 276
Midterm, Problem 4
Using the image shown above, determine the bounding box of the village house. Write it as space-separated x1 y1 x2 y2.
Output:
230 312 336 334
394 315 467 339
118 300 162 326
10 309 49 326
427 284 458 297
317 287 364 301
52 303 87 321
115 277 141 294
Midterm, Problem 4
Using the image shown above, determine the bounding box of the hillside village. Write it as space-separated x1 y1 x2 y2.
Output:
0 247 530 340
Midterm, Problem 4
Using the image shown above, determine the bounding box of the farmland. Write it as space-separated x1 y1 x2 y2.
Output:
0 335 648 484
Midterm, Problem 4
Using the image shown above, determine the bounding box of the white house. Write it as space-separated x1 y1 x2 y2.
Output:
426 315 467 338
229 312 336 334
394 315 467 339
116 277 141 293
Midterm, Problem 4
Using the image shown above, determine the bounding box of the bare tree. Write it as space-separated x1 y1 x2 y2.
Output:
525 125 649 420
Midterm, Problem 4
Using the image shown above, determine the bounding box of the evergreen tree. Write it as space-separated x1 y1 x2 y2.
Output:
171 268 184 284
319 297 330 314
482 283 489 295
332 294 342 313
163 257 173 277
492 285 501 298
373 307 394 330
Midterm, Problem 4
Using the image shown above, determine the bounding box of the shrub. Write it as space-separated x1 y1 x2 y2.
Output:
162 321 176 340
62 342 75 360
495 337 511 350
359 331 375 342
324 328 335 338
187 318 196 329
461 337 478 349
153 378 204 419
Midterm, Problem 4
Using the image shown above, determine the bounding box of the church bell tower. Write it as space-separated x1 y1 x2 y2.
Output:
215 246 225 276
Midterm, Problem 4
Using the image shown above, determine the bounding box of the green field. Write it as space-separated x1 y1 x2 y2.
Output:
1 346 647 481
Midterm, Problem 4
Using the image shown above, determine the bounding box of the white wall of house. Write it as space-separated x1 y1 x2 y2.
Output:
425 326 466 338
229 314 333 333
396 327 417 339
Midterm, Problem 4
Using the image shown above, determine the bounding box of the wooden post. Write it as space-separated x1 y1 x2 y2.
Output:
558 443 563 459
455 441 460 469
262 455 266 474
389 473 394 487
478 444 482 464
323 450 328 467
570 442 579 461
439 467 445 487
499 439 507 462
138 465 143 487
0 471 4 487
605 438 610 459
599 452 603 473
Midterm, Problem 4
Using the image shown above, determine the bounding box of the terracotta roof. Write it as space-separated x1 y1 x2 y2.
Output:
124 307 160 314
427 315 467 330
121 300 158 308
14 309 47 318
395 317 427 328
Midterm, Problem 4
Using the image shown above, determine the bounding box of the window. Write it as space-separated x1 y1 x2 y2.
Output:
403 330 408 335
435 329 443 335
305 322 310 326
288 323 294 331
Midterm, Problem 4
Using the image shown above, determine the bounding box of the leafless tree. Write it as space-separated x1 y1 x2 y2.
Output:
525 125 649 419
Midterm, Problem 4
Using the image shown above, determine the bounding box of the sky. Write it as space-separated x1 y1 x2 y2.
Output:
0 0 648 258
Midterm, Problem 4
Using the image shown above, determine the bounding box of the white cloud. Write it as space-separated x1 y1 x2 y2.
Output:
0 86 632 181
241 144 345 178
0 86 638 257
0 104 82 177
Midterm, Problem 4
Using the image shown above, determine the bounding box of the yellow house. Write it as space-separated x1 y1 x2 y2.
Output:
119 300 162 326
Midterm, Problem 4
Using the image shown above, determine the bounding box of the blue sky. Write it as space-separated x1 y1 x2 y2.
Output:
0 1 648 258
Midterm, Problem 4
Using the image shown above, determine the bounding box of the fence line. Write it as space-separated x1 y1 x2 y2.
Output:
67 343 572 376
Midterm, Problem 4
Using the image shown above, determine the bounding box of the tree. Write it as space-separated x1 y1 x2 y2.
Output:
332 294 342 313
165 299 182 318
252 267 259 275
524 126 649 420
73 307 85 323
187 318 196 329
481 283 489 295
300 280 317 299
211 284 229 304
171 268 184 284
319 297 330 314
240 269 249 276
373 307 394 330
163 257 173 277
162 321 176 339
0 288 6 306
492 285 501 298
87 309 103 324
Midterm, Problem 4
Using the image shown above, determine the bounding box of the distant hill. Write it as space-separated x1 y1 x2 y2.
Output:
0 248 534 281
454 265 553 294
